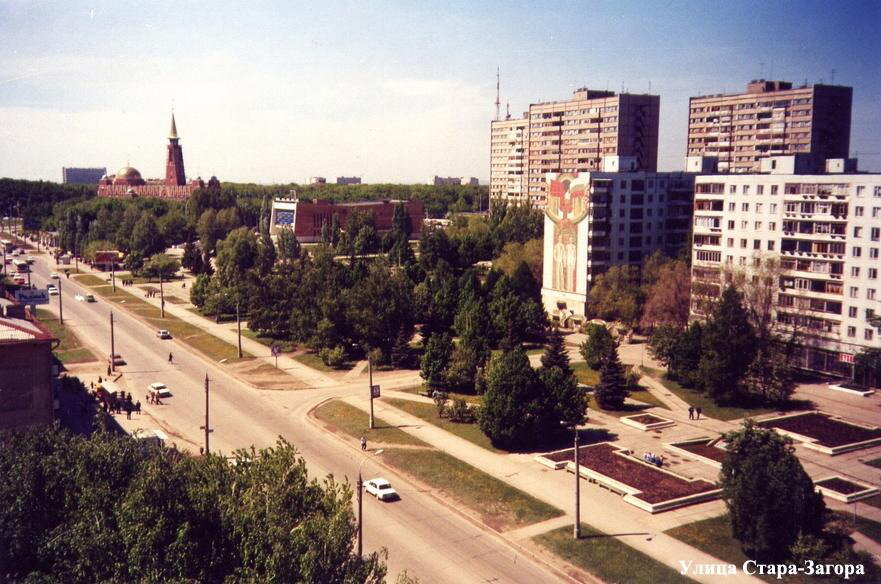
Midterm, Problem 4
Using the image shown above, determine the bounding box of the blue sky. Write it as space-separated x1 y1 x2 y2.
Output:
1 0 879 183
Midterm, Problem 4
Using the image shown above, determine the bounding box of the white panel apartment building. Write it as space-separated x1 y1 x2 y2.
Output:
489 116 529 202
541 169 694 327
691 158 881 376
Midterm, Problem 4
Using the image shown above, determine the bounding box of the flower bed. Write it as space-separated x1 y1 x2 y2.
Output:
665 437 728 469
620 413 675 432
757 412 881 455
814 476 880 503
535 448 573 470
565 443 720 513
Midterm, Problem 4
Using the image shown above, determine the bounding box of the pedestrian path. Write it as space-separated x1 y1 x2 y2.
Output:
339 393 763 584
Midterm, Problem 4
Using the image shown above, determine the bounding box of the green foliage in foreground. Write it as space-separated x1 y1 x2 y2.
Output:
0 428 386 584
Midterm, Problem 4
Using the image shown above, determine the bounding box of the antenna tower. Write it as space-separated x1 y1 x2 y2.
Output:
495 67 500 121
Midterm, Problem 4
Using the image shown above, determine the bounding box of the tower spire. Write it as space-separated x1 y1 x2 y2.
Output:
169 110 179 140
494 67 501 121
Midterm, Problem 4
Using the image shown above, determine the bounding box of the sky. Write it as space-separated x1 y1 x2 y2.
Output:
1 0 879 184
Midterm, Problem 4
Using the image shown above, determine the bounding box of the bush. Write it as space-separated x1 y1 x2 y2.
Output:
433 391 448 418
319 346 346 368
580 324 614 370
448 399 474 424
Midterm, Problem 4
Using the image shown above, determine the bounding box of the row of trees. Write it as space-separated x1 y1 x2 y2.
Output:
649 285 796 406
0 428 386 583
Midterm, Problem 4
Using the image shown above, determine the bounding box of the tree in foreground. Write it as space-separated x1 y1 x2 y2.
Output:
478 347 542 449
541 326 572 377
0 429 386 584
593 345 629 410
419 332 453 388
720 420 825 561
699 286 757 404
580 323 614 370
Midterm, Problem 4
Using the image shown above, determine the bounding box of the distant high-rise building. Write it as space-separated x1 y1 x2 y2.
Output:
431 176 479 187
687 80 852 174
491 88 660 207
309 176 327 185
336 176 362 185
62 167 106 184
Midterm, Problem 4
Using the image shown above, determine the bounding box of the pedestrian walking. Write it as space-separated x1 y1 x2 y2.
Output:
696 406 702 420
107 364 111 376
688 406 694 420
135 401 141 415
168 352 173 364
125 403 131 420
360 436 367 451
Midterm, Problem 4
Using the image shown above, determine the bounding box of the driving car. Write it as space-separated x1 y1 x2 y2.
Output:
84 294 96 302
50 272 60 279
148 382 172 398
108 353 126 366
364 478 399 501
47 285 58 295
156 329 172 339
75 294 85 301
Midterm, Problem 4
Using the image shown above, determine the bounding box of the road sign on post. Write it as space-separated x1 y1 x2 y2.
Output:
14 288 50 305
370 385 381 399
271 345 282 368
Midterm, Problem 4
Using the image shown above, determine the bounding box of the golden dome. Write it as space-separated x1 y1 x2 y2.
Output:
116 166 142 180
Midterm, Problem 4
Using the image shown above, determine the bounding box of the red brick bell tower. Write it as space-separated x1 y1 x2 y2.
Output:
165 112 187 186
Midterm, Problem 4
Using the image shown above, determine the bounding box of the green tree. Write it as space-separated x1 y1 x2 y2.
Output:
699 286 757 405
640 259 691 330
276 226 301 262
492 239 543 283
648 322 704 388
141 253 181 281
390 325 412 369
587 265 644 326
478 347 542 449
538 364 586 430
541 326 572 377
720 420 825 560
579 324 614 370
594 345 629 410
510 260 541 303
420 333 453 388
346 261 414 356
130 212 164 258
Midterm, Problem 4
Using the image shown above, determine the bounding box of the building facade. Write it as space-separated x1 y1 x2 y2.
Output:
62 167 107 184
541 170 694 327
489 115 529 203
336 176 362 185
690 160 881 376
270 195 425 243
0 301 56 431
98 113 213 200
431 176 479 187
687 80 852 174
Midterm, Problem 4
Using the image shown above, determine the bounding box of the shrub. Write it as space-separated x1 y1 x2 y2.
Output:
319 346 346 368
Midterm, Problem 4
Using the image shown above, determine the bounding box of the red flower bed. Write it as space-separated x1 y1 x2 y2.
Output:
576 444 717 504
815 477 865 495
543 448 574 463
676 441 728 464
757 413 881 447
629 414 668 425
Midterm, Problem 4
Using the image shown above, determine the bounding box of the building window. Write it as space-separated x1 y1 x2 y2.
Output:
871 248 880 259
852 267 861 277
849 306 858 318
727 238 734 247
854 226 863 238
767 241 775 251
866 329 875 341
741 221 748 229
874 186 881 197
738 257 747 266
870 268 878 279
856 185 865 197
742 203 749 212
853 247 862 257
755 221 762 230
847 326 856 337
873 207 881 218
770 203 777 213
871 227 880 241
728 202 736 211
753 239 761 250
769 222 776 231
741 239 747 248
730 184 737 194
756 203 763 213
855 206 864 216
869 289 877 300
743 185 750 195
728 220 735 229
757 185 764 195
771 185 778 195
850 286 859 298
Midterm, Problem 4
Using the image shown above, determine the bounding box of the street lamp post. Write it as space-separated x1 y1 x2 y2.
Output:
561 421 581 539
357 448 384 557
58 280 63 325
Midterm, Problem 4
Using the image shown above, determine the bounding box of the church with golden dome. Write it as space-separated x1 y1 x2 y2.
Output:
97 113 218 200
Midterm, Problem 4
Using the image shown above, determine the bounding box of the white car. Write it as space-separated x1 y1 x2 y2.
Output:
364 478 399 501
50 272 60 279
148 382 172 398
156 329 172 339
75 294 85 302
47 285 58 295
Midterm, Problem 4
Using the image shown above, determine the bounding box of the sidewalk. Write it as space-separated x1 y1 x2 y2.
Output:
341 392 763 584
116 276 338 388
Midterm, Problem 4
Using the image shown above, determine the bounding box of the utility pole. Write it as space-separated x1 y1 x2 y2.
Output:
236 299 242 358
200 374 213 453
159 271 165 318
573 429 581 539
111 261 116 292
368 355 375 429
58 280 63 325
110 310 116 373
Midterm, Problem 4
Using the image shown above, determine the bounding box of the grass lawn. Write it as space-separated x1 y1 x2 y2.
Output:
36 308 98 363
164 295 186 305
239 328 296 352
571 361 600 386
293 351 355 372
535 524 694 584
74 275 251 362
383 397 501 452
643 367 778 421
864 457 881 471
313 400 428 447
382 448 561 531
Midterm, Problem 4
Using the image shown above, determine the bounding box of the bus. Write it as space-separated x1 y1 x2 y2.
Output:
0 239 12 252
12 259 29 273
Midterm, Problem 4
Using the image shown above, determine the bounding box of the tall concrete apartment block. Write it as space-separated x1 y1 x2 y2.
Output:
491 88 660 207
541 171 693 327
687 80 852 174
690 158 881 376
489 115 528 202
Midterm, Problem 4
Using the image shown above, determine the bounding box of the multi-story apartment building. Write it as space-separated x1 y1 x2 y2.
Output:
690 157 881 376
62 167 106 184
687 80 852 174
489 115 529 202
491 88 660 208
541 166 694 327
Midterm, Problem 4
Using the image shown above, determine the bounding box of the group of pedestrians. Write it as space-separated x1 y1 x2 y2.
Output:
687 406 703 420
120 278 135 287
145 289 159 298
146 391 163 406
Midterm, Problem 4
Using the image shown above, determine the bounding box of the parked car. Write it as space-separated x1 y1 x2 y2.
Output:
108 353 126 366
364 478 399 501
75 294 85 301
50 272 60 279
156 329 172 339
148 382 172 398
84 294 96 302
47 285 58 295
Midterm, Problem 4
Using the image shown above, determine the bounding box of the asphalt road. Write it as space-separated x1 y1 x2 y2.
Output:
29 257 565 584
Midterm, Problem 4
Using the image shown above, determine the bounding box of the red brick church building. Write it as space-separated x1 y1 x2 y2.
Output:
98 113 217 200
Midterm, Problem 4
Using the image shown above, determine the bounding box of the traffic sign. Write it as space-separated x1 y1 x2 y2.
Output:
271 345 282 357
371 385 381 398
